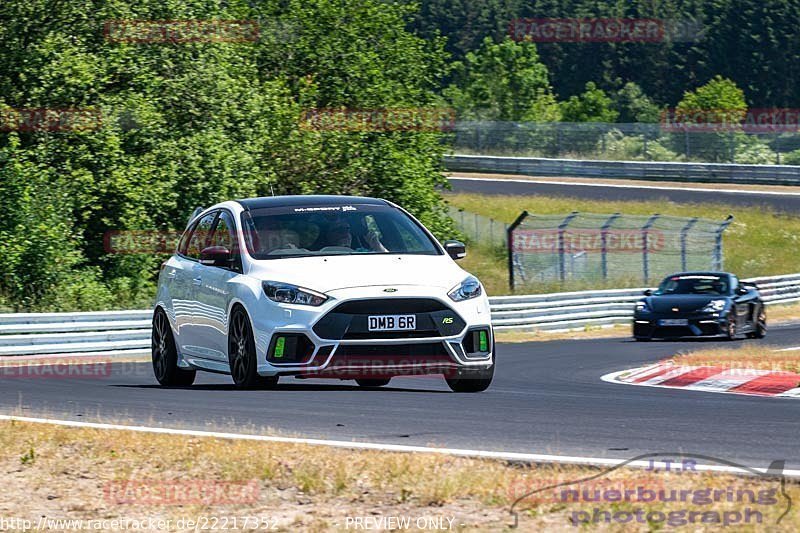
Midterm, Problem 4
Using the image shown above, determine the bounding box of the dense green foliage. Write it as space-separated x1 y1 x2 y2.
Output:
0 0 452 311
444 37 559 121
408 0 800 108
1 0 797 311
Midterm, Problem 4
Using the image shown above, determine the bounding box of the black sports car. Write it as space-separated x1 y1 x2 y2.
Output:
633 272 767 341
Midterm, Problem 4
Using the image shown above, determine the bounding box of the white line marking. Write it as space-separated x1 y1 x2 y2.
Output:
449 176 800 198
1 414 797 477
774 346 800 352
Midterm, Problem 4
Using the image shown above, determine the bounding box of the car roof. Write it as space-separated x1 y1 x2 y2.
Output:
664 271 731 278
235 195 389 210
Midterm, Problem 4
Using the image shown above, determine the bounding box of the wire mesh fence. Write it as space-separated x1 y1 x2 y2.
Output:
448 206 508 249
453 121 800 164
509 212 733 290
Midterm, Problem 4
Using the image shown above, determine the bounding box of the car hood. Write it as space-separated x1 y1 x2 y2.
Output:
246 254 468 293
647 295 727 313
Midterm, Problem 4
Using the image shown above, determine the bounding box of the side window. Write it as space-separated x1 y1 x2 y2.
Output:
185 212 217 260
730 275 739 294
177 227 192 256
212 211 237 252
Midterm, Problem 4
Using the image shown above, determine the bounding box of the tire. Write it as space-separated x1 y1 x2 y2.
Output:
748 309 767 339
355 378 391 387
726 319 738 341
445 365 494 393
228 307 279 389
152 308 196 387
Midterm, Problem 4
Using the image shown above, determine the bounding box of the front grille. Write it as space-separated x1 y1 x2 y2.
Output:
334 342 449 358
330 298 450 314
313 298 465 340
317 342 456 377
653 326 694 338
342 330 440 339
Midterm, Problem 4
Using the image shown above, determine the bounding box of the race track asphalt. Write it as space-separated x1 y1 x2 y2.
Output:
2 325 799 471
448 177 800 213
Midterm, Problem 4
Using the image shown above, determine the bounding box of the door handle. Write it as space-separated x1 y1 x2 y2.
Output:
166 270 177 279
192 277 202 286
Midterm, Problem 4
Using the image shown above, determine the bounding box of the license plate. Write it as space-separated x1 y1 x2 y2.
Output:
368 315 416 331
659 319 688 326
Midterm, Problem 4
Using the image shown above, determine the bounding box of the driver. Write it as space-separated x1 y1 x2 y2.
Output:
323 217 387 252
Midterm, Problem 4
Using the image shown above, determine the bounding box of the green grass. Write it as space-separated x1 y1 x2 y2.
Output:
447 192 800 296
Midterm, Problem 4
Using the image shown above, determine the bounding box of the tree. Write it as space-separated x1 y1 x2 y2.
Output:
559 82 618 123
676 75 747 116
0 0 455 310
444 37 559 121
672 76 748 162
613 82 660 123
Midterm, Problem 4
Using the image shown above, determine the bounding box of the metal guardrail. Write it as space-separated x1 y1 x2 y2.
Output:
0 311 152 356
0 274 798 354
445 154 800 185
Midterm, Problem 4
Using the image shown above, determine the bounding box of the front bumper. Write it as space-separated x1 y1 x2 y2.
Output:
251 287 494 378
633 313 730 339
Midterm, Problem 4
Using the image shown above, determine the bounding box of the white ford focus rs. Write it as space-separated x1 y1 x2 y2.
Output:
152 195 494 392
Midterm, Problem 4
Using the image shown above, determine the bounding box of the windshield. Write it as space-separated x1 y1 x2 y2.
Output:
241 203 441 259
655 275 730 296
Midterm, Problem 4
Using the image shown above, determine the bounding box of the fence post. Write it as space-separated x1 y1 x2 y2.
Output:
558 212 580 282
600 213 621 281
507 211 529 292
680 217 698 271
713 215 735 270
556 124 562 155
641 214 660 284
684 130 690 158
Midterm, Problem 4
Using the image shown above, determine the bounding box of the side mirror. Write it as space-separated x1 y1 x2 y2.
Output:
643 289 652 296
737 286 749 295
444 240 467 260
200 246 233 268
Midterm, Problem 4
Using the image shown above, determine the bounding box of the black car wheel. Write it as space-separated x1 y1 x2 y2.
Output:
747 310 767 339
355 378 391 387
229 307 279 389
152 308 196 386
726 319 737 341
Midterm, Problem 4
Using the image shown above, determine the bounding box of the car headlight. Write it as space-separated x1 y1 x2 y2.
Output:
263 281 328 306
701 299 726 313
635 300 650 312
448 276 482 302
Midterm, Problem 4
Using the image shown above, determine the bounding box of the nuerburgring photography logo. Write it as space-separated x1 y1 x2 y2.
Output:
509 452 791 529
